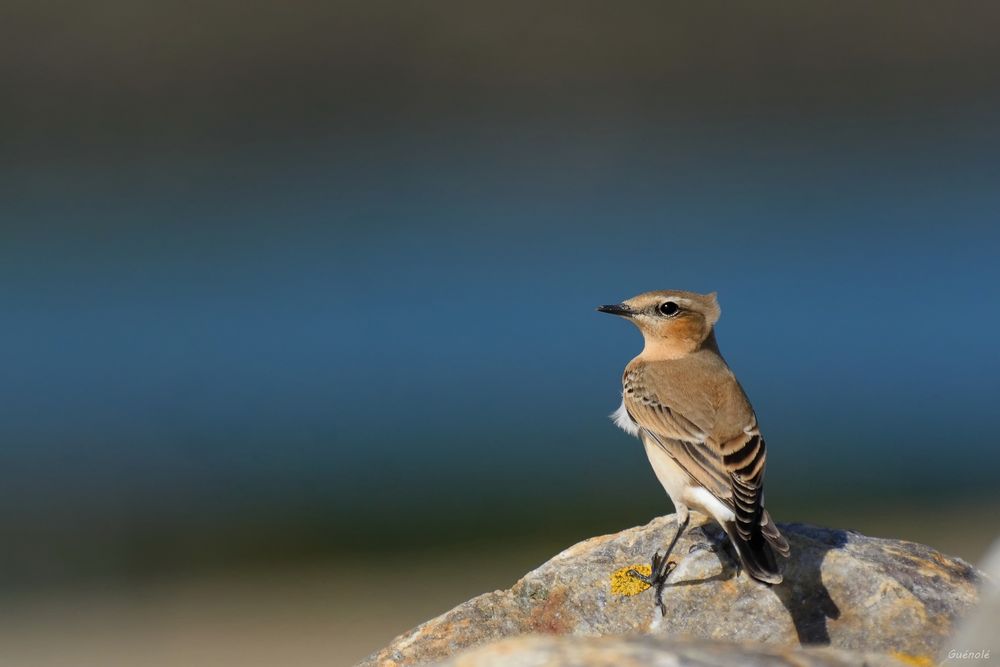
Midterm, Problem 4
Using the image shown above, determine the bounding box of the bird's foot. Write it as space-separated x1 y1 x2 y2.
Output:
687 541 718 554
626 549 674 584
627 551 677 616
689 537 741 577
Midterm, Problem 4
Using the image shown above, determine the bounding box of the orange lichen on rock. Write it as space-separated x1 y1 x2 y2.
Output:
888 652 935 666
610 564 653 596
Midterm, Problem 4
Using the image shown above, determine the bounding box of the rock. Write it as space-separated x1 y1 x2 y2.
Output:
432 635 912 667
359 515 983 667
940 537 999 663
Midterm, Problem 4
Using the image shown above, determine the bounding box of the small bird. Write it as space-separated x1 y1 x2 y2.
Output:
598 290 789 614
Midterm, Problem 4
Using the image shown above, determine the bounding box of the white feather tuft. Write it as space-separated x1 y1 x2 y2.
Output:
610 398 640 437
687 487 735 523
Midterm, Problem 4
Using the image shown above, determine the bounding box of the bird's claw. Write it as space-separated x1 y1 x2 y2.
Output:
627 550 677 616
688 541 718 554
688 539 742 576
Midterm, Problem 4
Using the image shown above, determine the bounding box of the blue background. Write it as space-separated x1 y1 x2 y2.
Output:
2 3 999 660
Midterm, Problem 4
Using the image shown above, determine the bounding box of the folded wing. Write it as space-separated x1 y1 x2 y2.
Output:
623 371 789 581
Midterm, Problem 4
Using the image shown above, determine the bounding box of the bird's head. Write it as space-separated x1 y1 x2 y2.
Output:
597 290 721 359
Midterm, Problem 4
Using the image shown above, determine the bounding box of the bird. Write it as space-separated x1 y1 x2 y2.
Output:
598 289 789 615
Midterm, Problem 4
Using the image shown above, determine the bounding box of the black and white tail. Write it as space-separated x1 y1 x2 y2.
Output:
723 508 790 584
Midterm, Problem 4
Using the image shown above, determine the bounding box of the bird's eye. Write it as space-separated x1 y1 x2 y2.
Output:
658 301 680 316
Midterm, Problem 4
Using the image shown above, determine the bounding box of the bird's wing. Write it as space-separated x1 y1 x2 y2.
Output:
623 374 770 547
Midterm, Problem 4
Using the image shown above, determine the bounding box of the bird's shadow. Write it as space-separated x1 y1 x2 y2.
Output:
695 522 845 646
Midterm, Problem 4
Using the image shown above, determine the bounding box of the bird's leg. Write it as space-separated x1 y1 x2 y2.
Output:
721 536 742 577
627 514 690 616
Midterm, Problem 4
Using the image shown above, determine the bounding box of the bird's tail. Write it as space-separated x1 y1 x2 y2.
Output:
723 509 789 585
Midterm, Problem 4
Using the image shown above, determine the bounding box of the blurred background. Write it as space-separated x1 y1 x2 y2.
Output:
3 1 1000 664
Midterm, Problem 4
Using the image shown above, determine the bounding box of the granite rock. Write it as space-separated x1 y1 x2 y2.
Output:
360 515 983 666
940 537 998 664
433 635 912 667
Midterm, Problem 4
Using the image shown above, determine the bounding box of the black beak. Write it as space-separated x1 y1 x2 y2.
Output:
597 303 634 317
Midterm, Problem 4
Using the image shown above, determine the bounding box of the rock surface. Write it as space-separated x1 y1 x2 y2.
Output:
433 636 912 667
360 515 983 666
941 537 998 664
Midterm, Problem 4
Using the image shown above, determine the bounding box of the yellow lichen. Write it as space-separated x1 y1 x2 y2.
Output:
888 653 934 667
610 564 652 596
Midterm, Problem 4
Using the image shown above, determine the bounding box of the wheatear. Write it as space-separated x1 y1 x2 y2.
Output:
598 290 789 614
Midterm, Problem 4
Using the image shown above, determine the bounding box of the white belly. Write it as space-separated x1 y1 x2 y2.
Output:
642 437 690 511
614 397 735 525
642 435 736 525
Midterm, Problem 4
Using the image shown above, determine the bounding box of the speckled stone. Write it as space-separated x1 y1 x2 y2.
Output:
434 636 913 667
359 515 982 667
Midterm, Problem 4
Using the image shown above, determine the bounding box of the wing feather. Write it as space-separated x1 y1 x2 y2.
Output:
623 369 774 549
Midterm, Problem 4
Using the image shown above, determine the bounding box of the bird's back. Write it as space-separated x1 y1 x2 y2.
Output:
625 346 755 444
